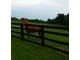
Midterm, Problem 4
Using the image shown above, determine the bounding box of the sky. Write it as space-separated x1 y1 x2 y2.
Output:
11 0 69 20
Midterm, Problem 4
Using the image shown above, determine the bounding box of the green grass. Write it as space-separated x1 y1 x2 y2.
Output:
12 37 68 60
45 28 68 34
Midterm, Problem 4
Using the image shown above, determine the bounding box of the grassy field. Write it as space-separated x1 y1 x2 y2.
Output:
11 20 69 60
11 37 68 60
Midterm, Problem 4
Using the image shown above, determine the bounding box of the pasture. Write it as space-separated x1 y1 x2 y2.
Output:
11 19 69 60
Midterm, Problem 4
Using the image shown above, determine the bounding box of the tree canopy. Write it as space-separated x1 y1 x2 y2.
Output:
47 13 69 26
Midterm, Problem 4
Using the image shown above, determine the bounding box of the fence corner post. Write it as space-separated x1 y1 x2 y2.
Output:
21 24 24 40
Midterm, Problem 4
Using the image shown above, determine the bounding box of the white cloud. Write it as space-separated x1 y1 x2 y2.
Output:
11 0 69 20
12 0 68 8
12 0 43 7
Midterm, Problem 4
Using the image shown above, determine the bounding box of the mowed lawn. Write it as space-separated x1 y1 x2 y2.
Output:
11 37 68 60
11 20 69 60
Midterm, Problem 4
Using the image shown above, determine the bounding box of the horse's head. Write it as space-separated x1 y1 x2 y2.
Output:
21 18 29 24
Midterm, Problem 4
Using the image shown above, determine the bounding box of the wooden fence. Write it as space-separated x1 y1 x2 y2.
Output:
11 23 69 54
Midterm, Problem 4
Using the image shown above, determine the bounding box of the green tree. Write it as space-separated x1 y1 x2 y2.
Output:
11 17 19 20
47 13 69 26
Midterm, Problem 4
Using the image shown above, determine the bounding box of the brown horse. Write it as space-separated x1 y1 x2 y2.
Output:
21 18 42 39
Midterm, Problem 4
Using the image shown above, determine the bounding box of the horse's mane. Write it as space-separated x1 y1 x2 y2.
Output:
21 18 29 24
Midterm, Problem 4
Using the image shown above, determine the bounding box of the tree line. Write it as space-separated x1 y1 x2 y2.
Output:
11 13 69 26
48 13 69 26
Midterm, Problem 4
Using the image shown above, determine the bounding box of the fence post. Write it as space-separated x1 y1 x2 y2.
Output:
41 26 44 46
21 24 24 40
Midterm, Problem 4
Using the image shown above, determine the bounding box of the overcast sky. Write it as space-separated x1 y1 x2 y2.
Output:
11 0 69 20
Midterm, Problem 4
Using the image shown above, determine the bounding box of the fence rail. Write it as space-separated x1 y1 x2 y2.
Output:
11 30 68 45
11 23 69 54
12 23 69 30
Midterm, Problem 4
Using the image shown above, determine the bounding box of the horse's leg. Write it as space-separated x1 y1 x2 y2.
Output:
26 29 30 39
27 31 30 39
38 31 44 46
38 32 42 38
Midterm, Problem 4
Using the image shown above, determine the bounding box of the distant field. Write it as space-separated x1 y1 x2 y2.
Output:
11 20 69 60
11 19 68 27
